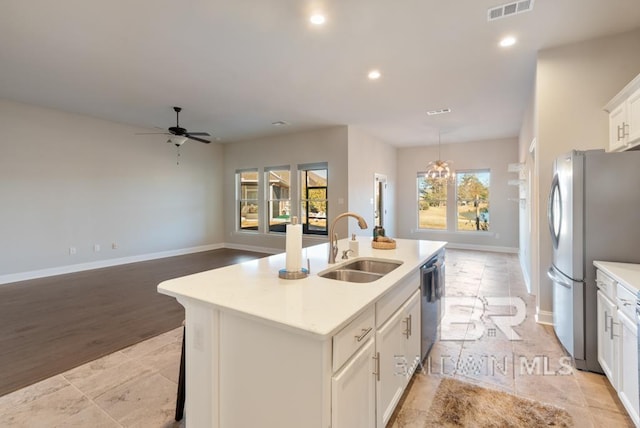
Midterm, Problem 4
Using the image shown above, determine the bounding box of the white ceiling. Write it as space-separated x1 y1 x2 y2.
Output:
2 1 640 146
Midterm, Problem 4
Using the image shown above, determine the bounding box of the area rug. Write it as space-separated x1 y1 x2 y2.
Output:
425 378 573 427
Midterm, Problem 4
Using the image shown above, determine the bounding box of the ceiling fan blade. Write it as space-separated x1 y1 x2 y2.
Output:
186 135 211 144
186 132 211 136
135 132 170 135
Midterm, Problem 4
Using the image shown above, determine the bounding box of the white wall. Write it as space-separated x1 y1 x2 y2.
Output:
396 138 519 251
0 100 224 279
533 28 640 321
347 127 397 238
222 126 349 252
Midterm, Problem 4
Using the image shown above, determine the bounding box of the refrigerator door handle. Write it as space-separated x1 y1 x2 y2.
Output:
547 174 562 250
547 266 574 289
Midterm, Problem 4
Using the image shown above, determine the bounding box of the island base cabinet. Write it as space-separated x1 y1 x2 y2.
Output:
331 339 376 428
376 290 421 427
182 301 331 428
618 310 639 427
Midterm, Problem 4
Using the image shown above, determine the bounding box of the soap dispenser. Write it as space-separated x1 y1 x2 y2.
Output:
349 234 359 257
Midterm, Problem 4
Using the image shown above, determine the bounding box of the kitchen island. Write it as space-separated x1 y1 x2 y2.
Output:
158 237 446 427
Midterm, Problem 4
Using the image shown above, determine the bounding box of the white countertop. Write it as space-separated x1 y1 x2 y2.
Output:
158 238 446 338
593 260 640 295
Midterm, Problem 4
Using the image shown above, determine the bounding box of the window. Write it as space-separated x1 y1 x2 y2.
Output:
456 170 490 231
417 175 448 230
265 167 291 233
300 165 328 235
237 169 259 231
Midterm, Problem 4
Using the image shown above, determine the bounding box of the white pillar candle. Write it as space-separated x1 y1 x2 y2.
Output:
285 220 302 272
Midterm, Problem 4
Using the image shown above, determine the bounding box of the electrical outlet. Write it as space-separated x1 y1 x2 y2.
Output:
69 247 76 255
94 244 101 252
112 243 118 250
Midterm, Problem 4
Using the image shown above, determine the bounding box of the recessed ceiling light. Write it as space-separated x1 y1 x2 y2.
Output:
310 14 326 25
499 36 517 47
368 70 381 80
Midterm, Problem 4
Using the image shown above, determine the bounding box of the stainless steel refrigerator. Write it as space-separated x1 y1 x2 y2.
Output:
547 149 640 372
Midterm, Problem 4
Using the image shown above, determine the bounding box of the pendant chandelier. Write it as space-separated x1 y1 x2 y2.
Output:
425 131 455 183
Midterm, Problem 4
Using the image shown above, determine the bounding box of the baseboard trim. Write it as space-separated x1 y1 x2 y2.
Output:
0 244 225 285
223 242 281 255
535 310 553 325
445 243 518 254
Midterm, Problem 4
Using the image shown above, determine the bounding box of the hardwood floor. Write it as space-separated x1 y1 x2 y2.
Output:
0 248 267 397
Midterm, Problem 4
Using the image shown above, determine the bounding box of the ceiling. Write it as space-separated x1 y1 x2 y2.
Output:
2 1 640 147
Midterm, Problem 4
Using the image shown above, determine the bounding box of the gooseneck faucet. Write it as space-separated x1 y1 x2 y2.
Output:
328 212 368 263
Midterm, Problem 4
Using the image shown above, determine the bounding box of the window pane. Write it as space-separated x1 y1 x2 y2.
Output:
417 176 447 230
267 169 291 233
456 171 490 231
300 168 328 235
238 171 259 231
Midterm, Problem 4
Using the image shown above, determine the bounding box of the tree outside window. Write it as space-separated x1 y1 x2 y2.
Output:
456 170 490 231
417 175 447 230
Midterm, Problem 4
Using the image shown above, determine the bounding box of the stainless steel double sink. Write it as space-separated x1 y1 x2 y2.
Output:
319 258 403 283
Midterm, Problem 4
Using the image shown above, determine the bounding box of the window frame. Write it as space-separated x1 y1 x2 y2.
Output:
416 174 448 231
299 164 328 236
265 166 292 234
455 169 491 232
237 169 260 232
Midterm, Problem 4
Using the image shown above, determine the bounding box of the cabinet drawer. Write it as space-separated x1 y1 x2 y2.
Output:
333 306 375 372
596 270 617 300
616 282 637 321
376 271 419 325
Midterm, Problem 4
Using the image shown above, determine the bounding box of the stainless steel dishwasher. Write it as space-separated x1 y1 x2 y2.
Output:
420 250 445 361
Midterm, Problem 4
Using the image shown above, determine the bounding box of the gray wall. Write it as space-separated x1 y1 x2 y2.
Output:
222 126 349 252
347 127 397 239
0 99 224 279
528 27 640 321
396 138 519 251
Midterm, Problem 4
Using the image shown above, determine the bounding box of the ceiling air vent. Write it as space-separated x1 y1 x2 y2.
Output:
488 0 534 21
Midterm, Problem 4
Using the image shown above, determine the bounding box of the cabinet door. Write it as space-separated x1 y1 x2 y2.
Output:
404 291 422 382
617 311 639 426
627 87 640 147
376 303 408 427
331 338 376 428
609 103 628 152
597 290 617 387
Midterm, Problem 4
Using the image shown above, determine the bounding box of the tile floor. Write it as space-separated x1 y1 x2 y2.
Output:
0 249 634 427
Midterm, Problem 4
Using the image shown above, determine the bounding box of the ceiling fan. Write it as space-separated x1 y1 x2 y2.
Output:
140 106 211 146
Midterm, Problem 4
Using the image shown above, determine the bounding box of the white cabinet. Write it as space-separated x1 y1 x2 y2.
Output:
596 289 618 387
331 338 376 428
617 309 639 427
376 290 421 427
595 266 640 428
605 73 640 152
616 282 640 427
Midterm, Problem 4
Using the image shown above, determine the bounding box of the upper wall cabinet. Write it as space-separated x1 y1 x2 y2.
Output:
604 73 640 152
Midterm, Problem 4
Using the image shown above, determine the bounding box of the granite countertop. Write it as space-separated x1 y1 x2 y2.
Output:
158 237 446 338
593 260 640 294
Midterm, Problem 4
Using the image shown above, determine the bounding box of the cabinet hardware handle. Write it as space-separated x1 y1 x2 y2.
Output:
408 314 412 338
372 352 380 381
403 317 410 339
618 125 624 141
355 327 372 342
610 318 619 339
618 298 634 307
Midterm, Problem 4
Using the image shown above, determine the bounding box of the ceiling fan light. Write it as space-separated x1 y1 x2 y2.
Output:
168 136 188 146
